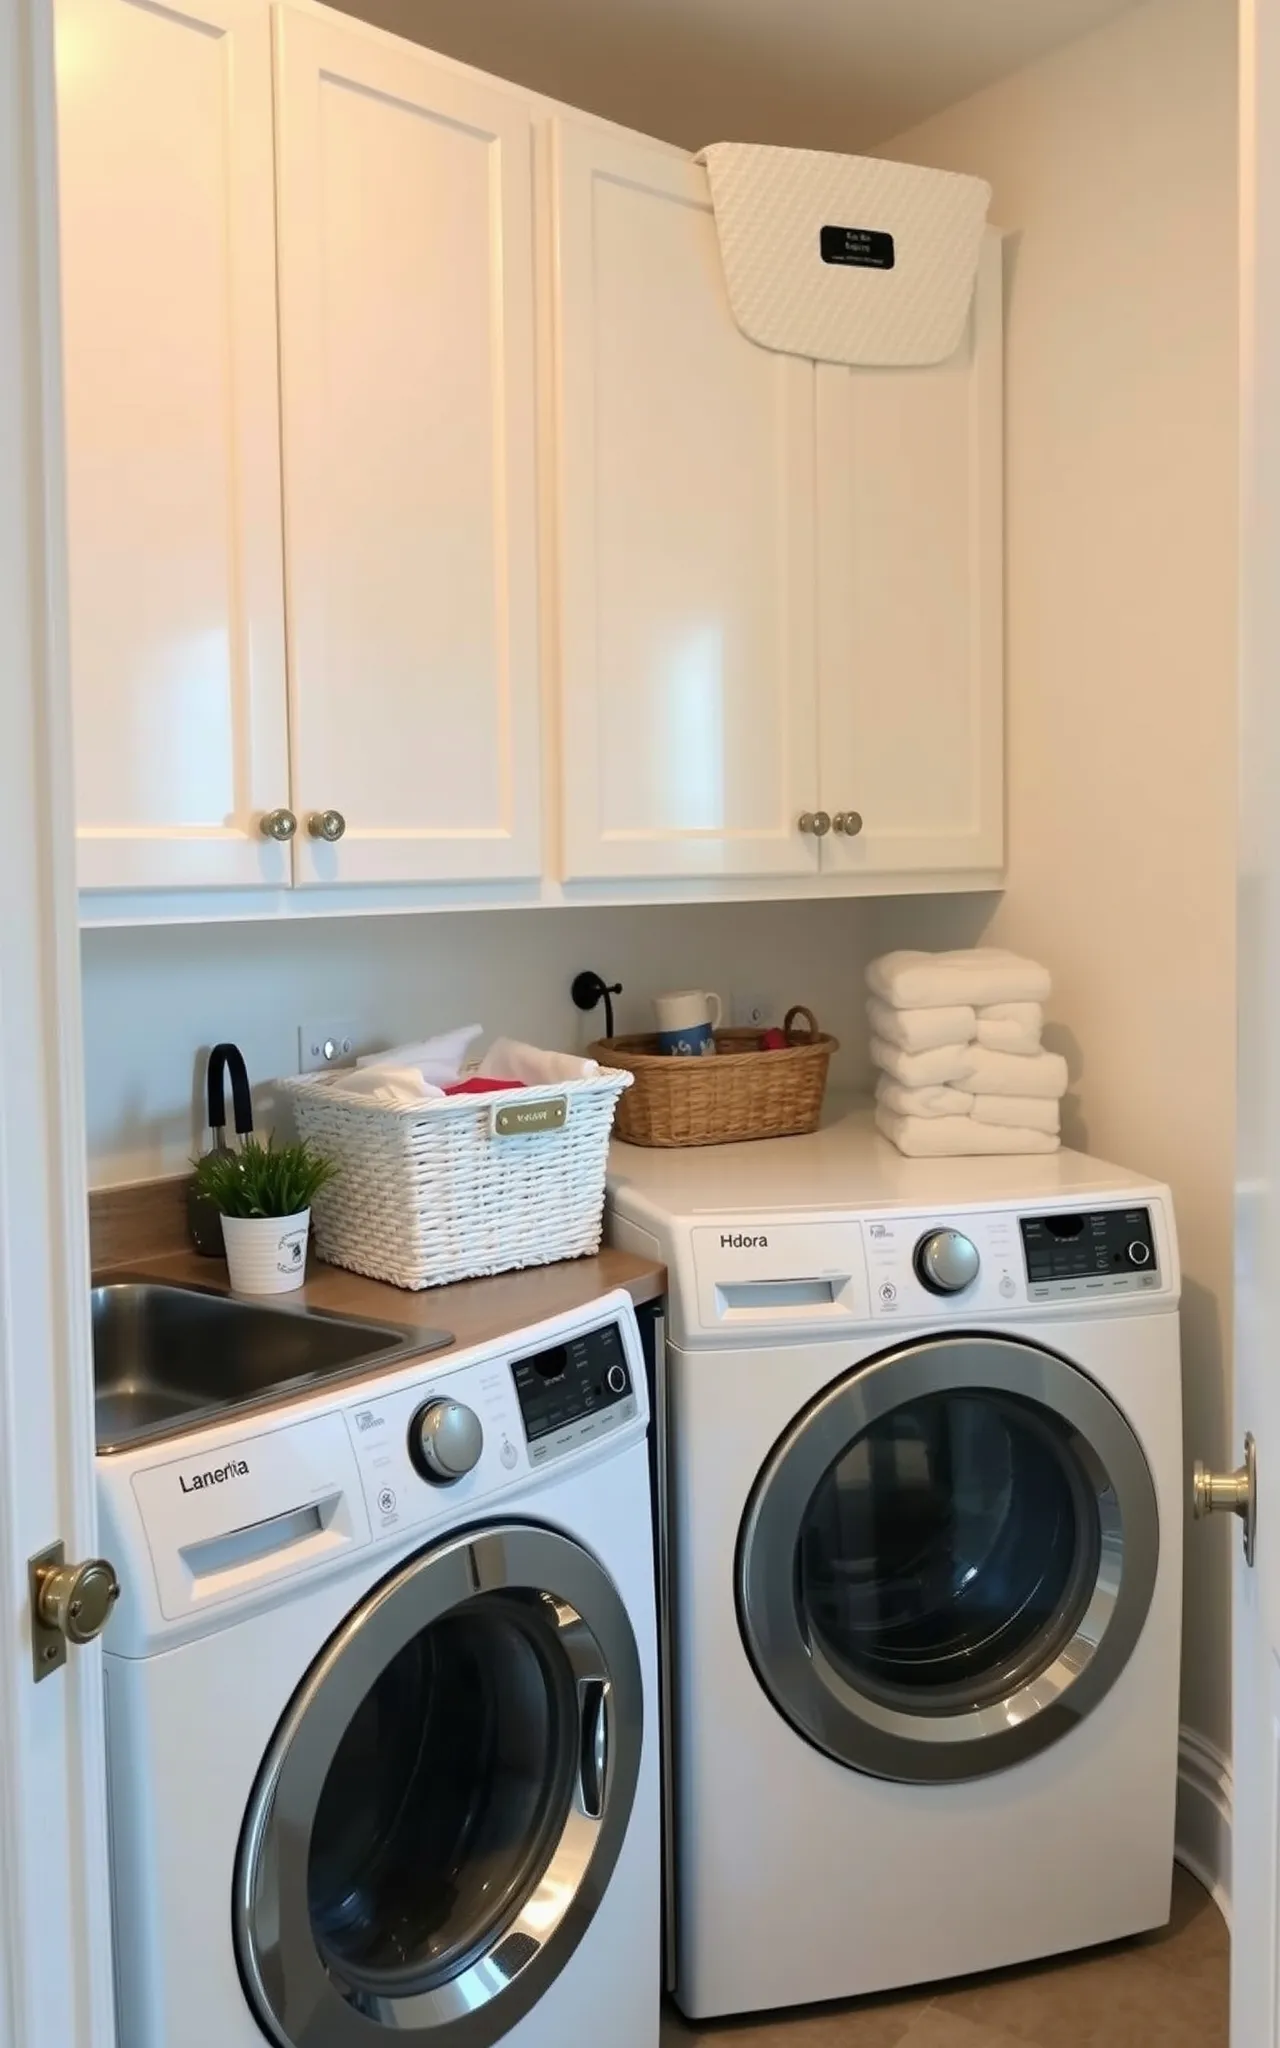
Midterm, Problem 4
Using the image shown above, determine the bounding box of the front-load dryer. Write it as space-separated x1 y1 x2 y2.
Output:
607 1110 1183 2020
97 1291 659 2048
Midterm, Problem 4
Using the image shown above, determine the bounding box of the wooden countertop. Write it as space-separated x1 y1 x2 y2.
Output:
94 1244 667 1362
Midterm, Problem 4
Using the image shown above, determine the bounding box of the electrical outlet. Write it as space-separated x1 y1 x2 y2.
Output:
298 1019 357 1074
732 992 776 1030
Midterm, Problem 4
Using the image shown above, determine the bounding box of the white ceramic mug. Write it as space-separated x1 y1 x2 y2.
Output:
654 989 723 1057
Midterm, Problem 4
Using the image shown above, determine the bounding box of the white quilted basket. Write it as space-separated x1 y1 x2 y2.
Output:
281 1069 633 1290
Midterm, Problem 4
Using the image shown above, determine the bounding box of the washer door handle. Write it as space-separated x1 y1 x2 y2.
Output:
579 1679 609 1818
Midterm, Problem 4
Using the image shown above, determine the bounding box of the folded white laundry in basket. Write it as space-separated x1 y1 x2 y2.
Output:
867 997 976 1054
323 1065 441 1106
875 1106 1059 1158
867 949 1052 1011
358 1023 483 1089
477 1038 601 1086
971 1094 1060 1136
870 1038 978 1089
875 1076 976 1120
964 1045 1067 1100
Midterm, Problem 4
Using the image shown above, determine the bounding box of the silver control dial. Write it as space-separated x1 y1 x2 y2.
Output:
914 1228 981 1296
411 1399 484 1483
606 1363 629 1396
1128 1241 1151 1266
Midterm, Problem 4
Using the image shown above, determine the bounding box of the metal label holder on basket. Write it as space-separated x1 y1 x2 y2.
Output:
491 1096 568 1136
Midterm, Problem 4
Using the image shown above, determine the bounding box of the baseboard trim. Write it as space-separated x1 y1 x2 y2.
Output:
1176 1724 1232 1926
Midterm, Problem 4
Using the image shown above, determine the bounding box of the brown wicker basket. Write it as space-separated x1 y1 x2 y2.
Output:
587 1005 837 1148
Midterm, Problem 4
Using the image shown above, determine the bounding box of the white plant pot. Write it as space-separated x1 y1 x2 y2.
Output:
221 1209 311 1295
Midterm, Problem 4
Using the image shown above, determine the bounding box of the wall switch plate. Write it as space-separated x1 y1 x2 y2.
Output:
298 1019 357 1073
732 992 776 1030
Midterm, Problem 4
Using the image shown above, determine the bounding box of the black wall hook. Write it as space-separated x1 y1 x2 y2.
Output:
571 969 623 1040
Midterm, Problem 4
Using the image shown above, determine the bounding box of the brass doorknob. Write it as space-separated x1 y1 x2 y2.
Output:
308 810 346 842
35 1557 120 1645
1193 1433 1256 1566
259 808 297 841
798 811 832 837
833 811 864 836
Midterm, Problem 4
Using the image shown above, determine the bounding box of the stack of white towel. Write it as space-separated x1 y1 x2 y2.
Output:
868 950 1067 1157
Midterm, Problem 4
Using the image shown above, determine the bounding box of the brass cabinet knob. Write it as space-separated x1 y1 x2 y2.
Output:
798 811 832 837
36 1557 120 1646
833 811 864 836
259 808 297 841
308 810 347 842
1193 1433 1257 1565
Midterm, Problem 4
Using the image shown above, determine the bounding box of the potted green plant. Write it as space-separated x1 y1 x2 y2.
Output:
190 1137 336 1296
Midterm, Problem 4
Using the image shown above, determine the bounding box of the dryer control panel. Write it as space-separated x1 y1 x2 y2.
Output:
1020 1207 1159 1300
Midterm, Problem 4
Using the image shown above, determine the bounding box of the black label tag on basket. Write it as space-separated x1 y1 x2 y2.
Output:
819 224 896 270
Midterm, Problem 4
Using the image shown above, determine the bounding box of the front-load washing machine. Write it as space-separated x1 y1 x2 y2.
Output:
608 1110 1183 2020
97 1290 659 2048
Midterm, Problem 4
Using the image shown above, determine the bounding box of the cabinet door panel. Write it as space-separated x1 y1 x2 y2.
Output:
57 0 290 891
554 125 818 881
275 8 541 885
817 232 1004 875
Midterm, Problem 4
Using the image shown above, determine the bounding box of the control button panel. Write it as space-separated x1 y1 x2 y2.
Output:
346 1359 520 1537
511 1321 637 1468
864 1211 1023 1317
1020 1207 1160 1300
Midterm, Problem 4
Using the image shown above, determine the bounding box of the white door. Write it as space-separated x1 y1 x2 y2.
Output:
2 1 117 2042
1227 3 1280 2038
56 0 292 893
553 122 819 882
815 231 1004 877
273 6 543 887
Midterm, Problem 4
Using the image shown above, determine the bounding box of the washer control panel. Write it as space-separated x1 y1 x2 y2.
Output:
511 1320 637 1467
1020 1207 1160 1300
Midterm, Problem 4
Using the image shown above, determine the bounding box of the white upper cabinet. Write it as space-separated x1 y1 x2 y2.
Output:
273 7 543 886
56 0 291 891
553 123 819 883
815 231 1005 875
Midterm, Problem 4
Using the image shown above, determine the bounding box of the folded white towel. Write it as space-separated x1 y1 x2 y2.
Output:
975 1010 1043 1056
358 1024 483 1089
980 1002 1044 1028
324 1065 442 1106
477 1038 600 1086
875 1076 976 1120
870 1038 978 1088
971 1094 1060 1135
867 997 976 1054
867 949 1052 1011
875 1105 1059 1158
964 1045 1068 1100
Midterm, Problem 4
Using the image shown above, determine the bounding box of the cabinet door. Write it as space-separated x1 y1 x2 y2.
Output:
274 8 542 886
554 124 818 882
56 0 291 891
816 231 1004 876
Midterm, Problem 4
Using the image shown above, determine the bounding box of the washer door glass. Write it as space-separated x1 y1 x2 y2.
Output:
738 1336 1160 1783
236 1525 643 2048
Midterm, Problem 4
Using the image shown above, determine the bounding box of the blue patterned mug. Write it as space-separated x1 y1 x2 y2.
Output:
654 990 722 1056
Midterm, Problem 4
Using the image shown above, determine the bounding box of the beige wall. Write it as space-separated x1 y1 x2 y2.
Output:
79 900 878 1185
872 0 1239 1758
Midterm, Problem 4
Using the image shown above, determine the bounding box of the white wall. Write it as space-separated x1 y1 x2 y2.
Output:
79 900 882 1184
873 0 1239 1761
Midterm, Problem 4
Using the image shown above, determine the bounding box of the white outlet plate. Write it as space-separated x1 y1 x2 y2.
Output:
298 1019 357 1073
732 992 776 1029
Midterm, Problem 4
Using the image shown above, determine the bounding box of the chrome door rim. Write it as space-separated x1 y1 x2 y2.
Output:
737 1335 1160 1784
235 1523 643 2048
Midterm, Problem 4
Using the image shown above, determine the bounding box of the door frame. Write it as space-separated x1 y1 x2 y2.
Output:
0 0 116 2043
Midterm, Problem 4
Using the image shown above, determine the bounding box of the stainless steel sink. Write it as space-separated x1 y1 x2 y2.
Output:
92 1281 450 1454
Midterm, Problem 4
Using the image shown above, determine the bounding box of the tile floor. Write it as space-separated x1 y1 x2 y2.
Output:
660 1865 1227 2048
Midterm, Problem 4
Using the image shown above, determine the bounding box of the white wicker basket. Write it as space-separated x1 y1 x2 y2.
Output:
280 1069 633 1290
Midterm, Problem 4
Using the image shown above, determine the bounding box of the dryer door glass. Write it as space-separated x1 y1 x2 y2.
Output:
738 1334 1160 1783
235 1524 644 2048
